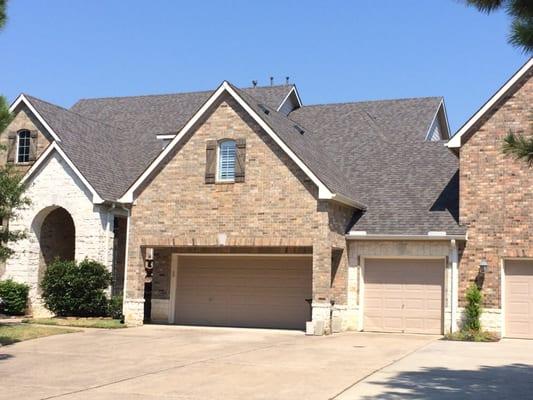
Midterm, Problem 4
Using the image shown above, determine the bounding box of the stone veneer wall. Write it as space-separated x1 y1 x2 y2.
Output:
2 152 114 316
124 94 355 327
0 106 52 174
459 69 533 310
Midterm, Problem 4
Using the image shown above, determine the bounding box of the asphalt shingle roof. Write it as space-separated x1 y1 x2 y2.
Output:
22 84 463 235
289 98 464 235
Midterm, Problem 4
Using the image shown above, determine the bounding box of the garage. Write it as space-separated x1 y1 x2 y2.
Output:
363 258 444 334
173 255 312 330
505 260 533 339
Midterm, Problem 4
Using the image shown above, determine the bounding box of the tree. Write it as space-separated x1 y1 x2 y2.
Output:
0 0 7 30
464 0 533 54
503 131 533 166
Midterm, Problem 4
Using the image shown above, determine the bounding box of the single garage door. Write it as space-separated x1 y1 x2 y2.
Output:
505 260 533 339
364 258 444 334
174 255 312 330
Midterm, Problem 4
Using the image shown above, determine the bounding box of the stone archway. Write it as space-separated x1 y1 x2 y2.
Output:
33 207 76 290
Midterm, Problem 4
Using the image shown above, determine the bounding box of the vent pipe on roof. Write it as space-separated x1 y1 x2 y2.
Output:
270 76 274 86
252 80 258 88
286 76 290 85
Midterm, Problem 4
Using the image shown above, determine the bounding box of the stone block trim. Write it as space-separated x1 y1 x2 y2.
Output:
125 94 356 326
459 70 533 308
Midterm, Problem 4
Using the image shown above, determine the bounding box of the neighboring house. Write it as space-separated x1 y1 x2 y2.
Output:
448 58 533 338
0 60 529 337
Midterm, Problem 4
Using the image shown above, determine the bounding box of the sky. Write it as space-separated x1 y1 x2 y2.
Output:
0 1 530 132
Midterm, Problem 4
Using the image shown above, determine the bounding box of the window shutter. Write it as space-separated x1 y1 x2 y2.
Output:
235 138 246 182
6 133 16 163
205 140 217 184
28 131 38 161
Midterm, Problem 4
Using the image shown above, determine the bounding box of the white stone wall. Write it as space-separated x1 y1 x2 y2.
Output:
2 152 114 316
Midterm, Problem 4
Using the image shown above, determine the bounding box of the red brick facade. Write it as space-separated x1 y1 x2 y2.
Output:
459 70 533 308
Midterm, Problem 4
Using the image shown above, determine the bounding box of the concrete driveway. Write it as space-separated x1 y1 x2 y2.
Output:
0 325 433 400
338 338 533 399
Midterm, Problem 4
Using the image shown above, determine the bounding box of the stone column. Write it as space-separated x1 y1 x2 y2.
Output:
311 242 332 332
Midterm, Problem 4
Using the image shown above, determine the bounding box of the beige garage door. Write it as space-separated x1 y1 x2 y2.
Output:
364 258 444 334
505 260 533 339
174 255 312 330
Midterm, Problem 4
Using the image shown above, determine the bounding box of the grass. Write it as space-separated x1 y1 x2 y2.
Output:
0 323 77 346
444 330 500 342
23 317 125 329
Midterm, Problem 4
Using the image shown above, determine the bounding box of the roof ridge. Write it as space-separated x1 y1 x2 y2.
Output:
300 96 443 109
72 85 293 105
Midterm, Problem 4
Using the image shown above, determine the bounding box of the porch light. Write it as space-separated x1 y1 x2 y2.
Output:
479 259 489 274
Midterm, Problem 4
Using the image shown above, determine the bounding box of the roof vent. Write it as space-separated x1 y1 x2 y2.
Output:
252 80 258 88
285 76 290 85
258 104 270 115
293 124 305 135
270 76 274 86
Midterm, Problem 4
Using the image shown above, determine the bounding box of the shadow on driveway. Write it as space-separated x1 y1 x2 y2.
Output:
360 363 533 399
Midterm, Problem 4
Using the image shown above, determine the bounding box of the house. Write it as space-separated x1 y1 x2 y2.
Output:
0 59 530 337
447 58 533 338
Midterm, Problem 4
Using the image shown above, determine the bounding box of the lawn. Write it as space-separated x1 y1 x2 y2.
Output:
23 317 125 329
0 323 77 346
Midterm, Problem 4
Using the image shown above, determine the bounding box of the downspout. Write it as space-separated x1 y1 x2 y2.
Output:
122 206 131 307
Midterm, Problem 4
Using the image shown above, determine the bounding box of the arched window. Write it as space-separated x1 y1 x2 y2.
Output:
217 140 236 182
17 130 31 163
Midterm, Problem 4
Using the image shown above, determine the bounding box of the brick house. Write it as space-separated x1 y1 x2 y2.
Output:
0 59 530 336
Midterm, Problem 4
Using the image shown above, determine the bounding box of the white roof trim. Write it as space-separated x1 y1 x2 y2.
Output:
276 85 303 112
156 134 176 140
346 233 466 241
20 142 105 204
447 58 533 148
9 94 62 142
424 99 450 141
118 81 348 206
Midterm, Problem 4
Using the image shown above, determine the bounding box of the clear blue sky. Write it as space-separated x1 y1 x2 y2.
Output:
0 1 529 132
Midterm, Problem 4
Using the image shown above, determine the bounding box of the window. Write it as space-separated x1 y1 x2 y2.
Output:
17 130 31 163
217 140 236 182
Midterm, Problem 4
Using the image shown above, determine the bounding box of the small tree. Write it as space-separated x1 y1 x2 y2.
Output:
464 284 483 332
40 259 112 317
503 131 533 167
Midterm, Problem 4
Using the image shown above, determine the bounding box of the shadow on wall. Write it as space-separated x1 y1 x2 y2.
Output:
360 363 533 399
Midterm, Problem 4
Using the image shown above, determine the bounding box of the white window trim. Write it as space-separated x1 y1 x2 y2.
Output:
15 130 31 164
216 139 236 183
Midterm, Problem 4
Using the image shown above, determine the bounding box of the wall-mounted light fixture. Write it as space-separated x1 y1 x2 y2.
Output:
479 258 489 275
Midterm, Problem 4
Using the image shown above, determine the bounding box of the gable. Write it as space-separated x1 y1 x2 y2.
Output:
132 94 322 232
0 104 53 173
448 58 533 148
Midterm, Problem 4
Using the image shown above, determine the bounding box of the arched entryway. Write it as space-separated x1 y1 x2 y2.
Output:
32 206 76 288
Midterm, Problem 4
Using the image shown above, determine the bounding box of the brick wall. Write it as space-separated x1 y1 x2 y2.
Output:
125 94 354 324
459 70 533 308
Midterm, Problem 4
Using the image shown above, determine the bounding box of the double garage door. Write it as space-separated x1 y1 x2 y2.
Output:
364 258 444 334
174 255 312 330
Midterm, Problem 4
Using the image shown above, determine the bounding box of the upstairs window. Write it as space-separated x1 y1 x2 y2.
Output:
217 140 236 182
17 130 31 163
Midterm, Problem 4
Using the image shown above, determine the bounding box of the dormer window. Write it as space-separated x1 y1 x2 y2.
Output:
217 140 236 182
17 130 31 163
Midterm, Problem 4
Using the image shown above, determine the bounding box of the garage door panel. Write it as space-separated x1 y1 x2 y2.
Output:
505 260 533 339
364 259 444 334
174 256 311 330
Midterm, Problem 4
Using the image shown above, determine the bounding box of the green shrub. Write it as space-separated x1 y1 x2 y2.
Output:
464 284 483 332
0 279 29 315
40 259 111 317
107 294 123 320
